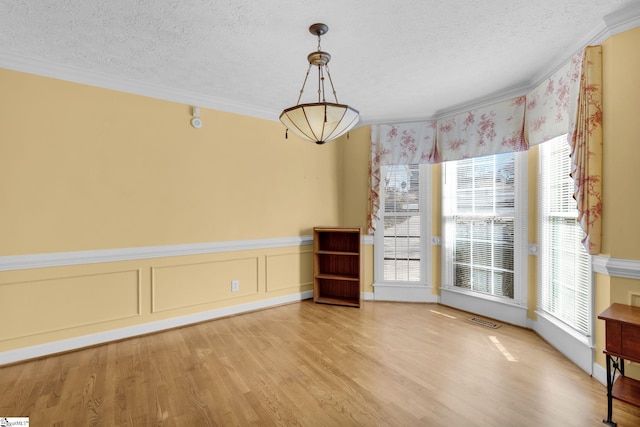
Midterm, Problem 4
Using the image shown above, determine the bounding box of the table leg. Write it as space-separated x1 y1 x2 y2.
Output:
603 354 617 427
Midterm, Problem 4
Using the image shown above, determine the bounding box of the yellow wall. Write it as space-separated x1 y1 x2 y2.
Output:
602 26 640 260
594 26 640 374
339 126 370 227
594 273 612 368
431 164 442 295
0 68 341 355
0 69 341 256
527 146 539 320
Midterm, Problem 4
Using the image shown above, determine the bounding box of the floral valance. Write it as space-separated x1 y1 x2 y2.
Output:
372 121 437 166
368 122 437 233
526 52 584 146
436 96 527 161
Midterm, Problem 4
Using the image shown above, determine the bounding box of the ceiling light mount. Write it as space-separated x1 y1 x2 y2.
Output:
308 23 328 37
279 23 359 145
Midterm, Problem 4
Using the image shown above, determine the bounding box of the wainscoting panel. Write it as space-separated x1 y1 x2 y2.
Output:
0 239 317 363
0 269 141 341
265 250 313 293
151 257 259 313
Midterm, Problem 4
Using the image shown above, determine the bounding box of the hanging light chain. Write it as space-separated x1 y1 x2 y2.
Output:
317 32 325 103
295 25 340 105
316 29 338 104
295 63 312 105
324 64 339 104
319 64 327 102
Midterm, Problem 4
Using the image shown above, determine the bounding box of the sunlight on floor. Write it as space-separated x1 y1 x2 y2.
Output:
429 310 457 319
489 336 517 362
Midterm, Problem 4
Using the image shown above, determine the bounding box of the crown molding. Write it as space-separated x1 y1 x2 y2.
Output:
361 79 532 125
366 4 640 126
432 82 532 121
1 5 639 125
604 2 640 36
530 3 640 87
0 52 277 122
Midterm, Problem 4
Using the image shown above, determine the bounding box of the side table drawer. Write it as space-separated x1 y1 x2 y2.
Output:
606 321 622 354
622 323 640 361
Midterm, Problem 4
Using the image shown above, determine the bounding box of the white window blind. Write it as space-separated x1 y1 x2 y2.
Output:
381 164 421 282
539 135 591 336
443 153 518 299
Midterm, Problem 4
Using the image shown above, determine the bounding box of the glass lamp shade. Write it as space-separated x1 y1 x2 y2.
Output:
279 102 360 144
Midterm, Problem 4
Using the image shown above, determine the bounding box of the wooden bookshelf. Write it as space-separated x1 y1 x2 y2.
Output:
313 227 363 308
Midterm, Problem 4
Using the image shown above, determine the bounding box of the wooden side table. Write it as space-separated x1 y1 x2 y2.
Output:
598 303 640 426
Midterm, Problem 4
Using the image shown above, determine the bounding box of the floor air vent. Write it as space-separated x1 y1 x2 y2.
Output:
467 317 501 329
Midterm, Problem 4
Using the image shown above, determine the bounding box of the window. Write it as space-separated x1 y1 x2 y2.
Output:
374 163 433 302
379 164 422 282
538 135 591 336
442 152 527 305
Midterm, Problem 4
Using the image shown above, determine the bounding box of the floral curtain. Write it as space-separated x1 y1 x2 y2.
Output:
525 50 584 146
568 46 603 255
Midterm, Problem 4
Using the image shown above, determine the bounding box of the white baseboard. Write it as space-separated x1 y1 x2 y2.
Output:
363 291 375 301
592 361 607 386
0 291 313 366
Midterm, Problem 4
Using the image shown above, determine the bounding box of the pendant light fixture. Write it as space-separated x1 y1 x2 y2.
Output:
279 23 360 145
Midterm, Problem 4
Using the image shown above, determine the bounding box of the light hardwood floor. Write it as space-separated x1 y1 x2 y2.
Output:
2 300 640 426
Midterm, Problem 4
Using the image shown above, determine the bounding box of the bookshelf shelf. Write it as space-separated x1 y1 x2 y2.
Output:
313 227 363 308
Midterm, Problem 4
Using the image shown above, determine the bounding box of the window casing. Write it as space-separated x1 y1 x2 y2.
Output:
442 152 527 305
375 164 431 286
538 135 592 336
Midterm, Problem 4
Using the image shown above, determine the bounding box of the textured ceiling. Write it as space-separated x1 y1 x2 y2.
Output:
1 1 639 124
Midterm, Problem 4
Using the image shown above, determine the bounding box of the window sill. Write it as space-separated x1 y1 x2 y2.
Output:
440 287 528 327
441 285 526 309
533 310 593 374
373 283 438 302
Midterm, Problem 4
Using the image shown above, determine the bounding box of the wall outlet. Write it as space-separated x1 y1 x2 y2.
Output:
231 280 240 292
